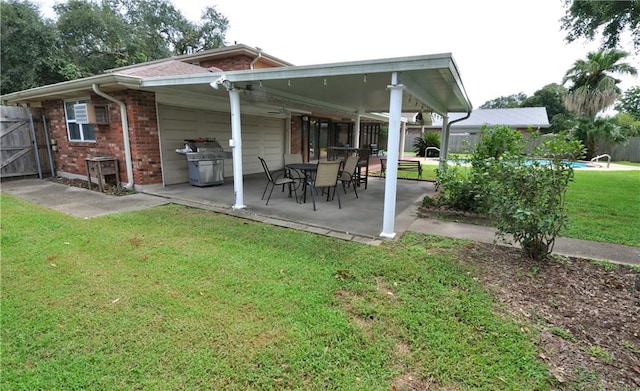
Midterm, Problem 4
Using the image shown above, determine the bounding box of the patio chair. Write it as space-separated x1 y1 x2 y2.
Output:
307 160 341 211
338 154 359 198
258 156 298 205
283 153 305 190
356 149 370 189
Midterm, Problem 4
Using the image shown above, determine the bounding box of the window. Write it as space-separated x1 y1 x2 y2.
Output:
64 99 96 142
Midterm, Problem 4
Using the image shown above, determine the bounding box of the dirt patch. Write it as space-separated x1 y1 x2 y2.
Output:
417 206 493 226
45 177 135 196
456 242 640 390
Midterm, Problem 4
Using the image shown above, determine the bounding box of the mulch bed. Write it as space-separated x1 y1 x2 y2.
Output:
456 242 640 389
46 177 134 196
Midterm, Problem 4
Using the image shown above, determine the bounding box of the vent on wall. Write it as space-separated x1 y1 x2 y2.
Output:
74 103 109 124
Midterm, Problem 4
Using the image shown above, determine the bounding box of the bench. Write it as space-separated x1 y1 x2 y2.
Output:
379 158 422 180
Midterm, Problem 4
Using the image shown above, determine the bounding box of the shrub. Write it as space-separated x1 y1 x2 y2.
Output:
434 164 480 211
486 133 584 260
434 125 585 261
413 132 440 157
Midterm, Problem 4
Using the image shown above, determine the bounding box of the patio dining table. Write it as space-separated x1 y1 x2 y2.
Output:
285 162 317 203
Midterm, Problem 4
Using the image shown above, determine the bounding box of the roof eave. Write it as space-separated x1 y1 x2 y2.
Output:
2 74 143 105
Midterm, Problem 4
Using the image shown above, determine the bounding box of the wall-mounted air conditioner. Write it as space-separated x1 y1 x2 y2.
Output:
74 103 109 124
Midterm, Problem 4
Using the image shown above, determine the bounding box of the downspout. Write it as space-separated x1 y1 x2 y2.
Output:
439 111 471 171
249 48 263 70
92 84 134 190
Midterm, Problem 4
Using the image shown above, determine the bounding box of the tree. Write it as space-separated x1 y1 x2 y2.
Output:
561 0 640 53
569 115 633 159
521 83 570 133
54 0 143 76
102 0 228 56
562 49 637 119
615 86 640 120
2 0 229 92
479 92 527 109
0 0 74 94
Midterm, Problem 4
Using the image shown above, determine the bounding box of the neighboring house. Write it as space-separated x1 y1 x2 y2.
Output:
2 44 473 238
404 107 551 153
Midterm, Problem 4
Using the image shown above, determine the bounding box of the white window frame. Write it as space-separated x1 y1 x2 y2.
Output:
64 98 96 142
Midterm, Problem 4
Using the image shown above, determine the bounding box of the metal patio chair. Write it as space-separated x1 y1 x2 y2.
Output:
338 154 359 198
307 160 341 211
258 156 298 205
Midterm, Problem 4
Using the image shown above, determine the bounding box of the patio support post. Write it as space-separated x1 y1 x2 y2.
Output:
228 86 246 210
354 112 361 148
439 115 449 171
380 72 404 239
399 121 407 159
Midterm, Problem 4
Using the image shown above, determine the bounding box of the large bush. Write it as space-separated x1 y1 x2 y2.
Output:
433 125 584 260
487 134 584 260
435 125 526 213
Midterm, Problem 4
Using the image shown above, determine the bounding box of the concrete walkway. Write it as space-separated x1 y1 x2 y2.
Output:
2 178 638 267
408 218 640 267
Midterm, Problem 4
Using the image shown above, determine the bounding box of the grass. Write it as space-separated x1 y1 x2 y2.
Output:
408 158 639 247
1 194 551 390
562 170 640 246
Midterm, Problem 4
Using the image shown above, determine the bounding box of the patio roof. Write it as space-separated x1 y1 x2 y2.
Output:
140 52 472 120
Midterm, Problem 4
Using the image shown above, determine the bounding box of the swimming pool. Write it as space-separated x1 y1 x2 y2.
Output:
526 159 596 168
445 158 597 168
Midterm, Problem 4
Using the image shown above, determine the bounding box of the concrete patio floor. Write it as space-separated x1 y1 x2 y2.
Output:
142 172 434 240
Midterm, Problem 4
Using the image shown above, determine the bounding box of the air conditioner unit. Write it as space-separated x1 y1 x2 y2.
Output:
74 103 109 124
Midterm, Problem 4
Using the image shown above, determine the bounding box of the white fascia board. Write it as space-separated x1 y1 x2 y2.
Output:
3 74 142 104
139 54 454 87
141 73 219 87
222 53 454 83
445 57 473 112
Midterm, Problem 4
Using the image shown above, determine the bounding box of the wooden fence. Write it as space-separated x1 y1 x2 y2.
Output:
1 106 54 179
600 137 640 162
437 133 640 162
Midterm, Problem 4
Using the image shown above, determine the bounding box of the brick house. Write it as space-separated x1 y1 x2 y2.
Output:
3 44 473 237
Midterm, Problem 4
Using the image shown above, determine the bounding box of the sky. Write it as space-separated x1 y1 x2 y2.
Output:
36 0 638 109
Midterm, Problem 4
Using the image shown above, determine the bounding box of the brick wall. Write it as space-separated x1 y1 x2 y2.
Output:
198 55 254 71
43 90 162 186
290 116 302 155
42 53 288 187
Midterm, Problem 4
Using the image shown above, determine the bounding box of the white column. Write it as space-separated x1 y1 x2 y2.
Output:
439 115 449 171
399 121 406 159
285 117 292 154
354 113 361 148
229 87 246 210
380 72 404 239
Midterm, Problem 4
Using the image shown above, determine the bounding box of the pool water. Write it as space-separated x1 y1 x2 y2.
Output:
526 159 594 168
447 159 596 168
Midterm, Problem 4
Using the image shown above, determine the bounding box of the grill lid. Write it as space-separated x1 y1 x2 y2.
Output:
185 138 223 152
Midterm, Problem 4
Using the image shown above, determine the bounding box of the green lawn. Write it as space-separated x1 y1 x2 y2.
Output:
1 195 550 390
395 161 639 247
562 169 640 246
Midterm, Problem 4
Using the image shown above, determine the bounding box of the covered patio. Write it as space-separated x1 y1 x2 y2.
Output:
143 53 472 239
142 171 434 240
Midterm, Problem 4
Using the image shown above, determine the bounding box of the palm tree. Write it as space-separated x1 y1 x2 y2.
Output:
562 49 637 119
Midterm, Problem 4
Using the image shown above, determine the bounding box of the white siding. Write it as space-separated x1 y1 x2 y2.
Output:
158 105 285 185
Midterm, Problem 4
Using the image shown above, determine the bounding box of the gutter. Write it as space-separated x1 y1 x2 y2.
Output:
439 110 471 171
92 84 135 190
2 74 141 105
249 47 263 70
447 111 471 131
